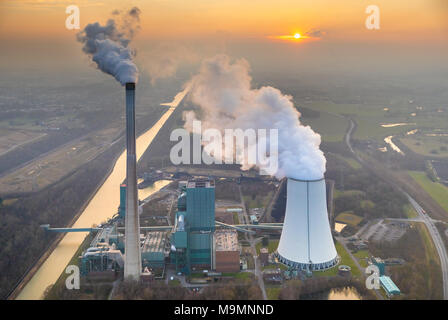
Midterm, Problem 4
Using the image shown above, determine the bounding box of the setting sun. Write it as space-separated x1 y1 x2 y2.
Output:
294 33 301 39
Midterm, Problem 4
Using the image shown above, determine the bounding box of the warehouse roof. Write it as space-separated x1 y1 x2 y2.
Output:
380 276 400 295
215 230 239 251
142 231 167 253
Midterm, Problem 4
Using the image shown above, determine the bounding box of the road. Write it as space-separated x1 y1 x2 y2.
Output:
404 193 448 299
336 236 384 300
345 118 448 300
238 185 267 300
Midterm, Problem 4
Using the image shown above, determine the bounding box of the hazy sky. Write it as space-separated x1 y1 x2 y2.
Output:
0 0 447 82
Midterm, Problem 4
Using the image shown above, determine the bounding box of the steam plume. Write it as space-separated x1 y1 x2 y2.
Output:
184 55 326 180
77 7 141 85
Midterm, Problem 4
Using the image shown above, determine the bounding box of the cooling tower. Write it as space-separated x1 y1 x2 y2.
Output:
276 177 339 271
124 82 142 280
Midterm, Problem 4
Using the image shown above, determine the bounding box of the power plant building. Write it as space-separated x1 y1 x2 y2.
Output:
277 178 339 271
141 231 169 269
214 230 240 273
171 178 216 274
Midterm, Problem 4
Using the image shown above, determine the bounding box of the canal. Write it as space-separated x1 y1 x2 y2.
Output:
17 88 188 300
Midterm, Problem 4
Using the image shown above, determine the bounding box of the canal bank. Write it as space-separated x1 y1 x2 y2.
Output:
14 88 187 300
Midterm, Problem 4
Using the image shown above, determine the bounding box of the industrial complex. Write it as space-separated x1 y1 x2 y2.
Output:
38 81 403 300
78 177 244 278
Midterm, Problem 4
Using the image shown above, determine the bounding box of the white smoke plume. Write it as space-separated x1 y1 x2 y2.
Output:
184 55 326 180
77 7 141 85
141 43 199 85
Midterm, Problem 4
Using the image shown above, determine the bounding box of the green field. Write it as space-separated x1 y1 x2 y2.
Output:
168 279 181 286
301 112 348 142
333 189 366 199
256 239 279 255
222 272 254 280
243 191 273 209
332 154 362 169
232 212 240 225
262 264 287 271
315 241 361 277
400 135 448 158
352 249 369 268
266 286 282 300
415 222 443 296
408 171 448 212
335 211 363 227
404 204 418 219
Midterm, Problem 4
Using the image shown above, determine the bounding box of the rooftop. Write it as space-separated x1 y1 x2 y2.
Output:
215 230 239 251
187 178 215 189
142 231 167 253
379 275 401 295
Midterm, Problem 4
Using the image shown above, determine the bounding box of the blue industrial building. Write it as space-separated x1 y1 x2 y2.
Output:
171 179 215 274
379 275 401 297
372 256 401 297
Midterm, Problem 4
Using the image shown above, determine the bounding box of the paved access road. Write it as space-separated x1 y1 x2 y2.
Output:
345 118 448 300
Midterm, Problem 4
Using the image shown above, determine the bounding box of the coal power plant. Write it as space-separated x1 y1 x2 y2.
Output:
123 82 142 280
276 177 339 271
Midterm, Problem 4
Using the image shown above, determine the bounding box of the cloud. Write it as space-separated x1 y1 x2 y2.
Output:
304 28 327 38
184 55 326 180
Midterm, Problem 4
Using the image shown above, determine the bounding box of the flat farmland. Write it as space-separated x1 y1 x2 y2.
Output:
0 126 122 194
301 112 348 142
432 160 448 181
0 129 47 156
399 134 448 158
408 171 448 214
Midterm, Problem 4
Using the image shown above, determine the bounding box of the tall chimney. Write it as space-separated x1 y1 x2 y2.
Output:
276 178 338 272
124 82 141 280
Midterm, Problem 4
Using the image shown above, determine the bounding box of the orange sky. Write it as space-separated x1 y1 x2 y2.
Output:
0 0 447 77
0 0 446 44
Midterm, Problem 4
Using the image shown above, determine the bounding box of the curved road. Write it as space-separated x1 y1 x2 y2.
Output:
345 118 448 300
238 185 267 300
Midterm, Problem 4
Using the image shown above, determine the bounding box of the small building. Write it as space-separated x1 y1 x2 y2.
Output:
379 275 401 297
372 257 386 276
338 265 352 277
141 267 154 284
214 230 240 272
250 215 258 225
259 248 269 266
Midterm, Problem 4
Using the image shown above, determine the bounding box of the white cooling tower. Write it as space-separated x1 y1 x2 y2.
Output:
276 177 339 271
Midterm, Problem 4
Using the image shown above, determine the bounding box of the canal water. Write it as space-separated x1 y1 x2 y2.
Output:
302 287 361 300
16 88 188 299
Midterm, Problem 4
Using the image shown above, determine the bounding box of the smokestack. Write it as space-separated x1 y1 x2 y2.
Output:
276 178 338 271
124 82 141 280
